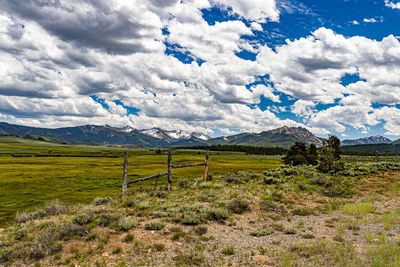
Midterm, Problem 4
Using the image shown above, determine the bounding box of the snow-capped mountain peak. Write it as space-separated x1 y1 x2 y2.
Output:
139 128 210 142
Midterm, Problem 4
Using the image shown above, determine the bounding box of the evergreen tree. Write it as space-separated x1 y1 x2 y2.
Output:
318 135 344 172
283 142 310 166
307 143 318 166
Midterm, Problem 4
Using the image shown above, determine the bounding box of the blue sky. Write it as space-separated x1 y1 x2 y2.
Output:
1 0 400 140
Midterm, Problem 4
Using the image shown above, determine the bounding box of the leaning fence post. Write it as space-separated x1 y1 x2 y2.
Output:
122 152 128 195
167 150 172 190
204 150 209 181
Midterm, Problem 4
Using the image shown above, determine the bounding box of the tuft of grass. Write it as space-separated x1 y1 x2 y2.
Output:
301 234 315 239
112 247 122 254
221 246 235 255
153 243 165 251
194 226 208 236
124 233 134 242
86 233 97 241
340 203 375 215
333 236 345 242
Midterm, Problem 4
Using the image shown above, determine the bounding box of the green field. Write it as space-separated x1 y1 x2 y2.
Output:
0 137 281 226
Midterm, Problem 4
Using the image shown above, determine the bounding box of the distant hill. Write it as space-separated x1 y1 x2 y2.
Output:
391 138 400 145
0 122 324 148
205 126 324 149
342 136 392 146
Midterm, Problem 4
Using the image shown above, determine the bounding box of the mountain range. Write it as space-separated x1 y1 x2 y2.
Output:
0 122 397 148
341 136 393 146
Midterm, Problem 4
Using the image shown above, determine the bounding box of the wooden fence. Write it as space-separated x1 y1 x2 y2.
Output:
122 150 209 195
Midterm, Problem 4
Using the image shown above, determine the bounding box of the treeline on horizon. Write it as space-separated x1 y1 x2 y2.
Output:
180 143 400 156
340 144 400 156
179 144 288 155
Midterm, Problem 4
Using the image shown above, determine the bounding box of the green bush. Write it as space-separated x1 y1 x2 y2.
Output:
99 213 120 227
117 217 138 231
145 222 165 231
207 207 230 222
292 208 312 216
283 228 297 235
250 230 273 237
57 224 87 240
45 201 69 216
16 209 47 223
180 214 202 225
74 211 94 226
227 199 250 214
93 197 113 206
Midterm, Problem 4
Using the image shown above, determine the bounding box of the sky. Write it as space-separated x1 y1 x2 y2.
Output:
1 0 400 140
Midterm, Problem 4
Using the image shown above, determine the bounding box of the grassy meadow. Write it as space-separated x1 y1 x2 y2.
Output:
3 136 400 266
0 136 281 226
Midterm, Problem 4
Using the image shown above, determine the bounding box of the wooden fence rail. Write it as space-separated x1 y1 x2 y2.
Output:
122 150 209 195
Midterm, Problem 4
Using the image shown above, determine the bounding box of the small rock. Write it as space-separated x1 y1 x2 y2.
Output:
102 252 109 257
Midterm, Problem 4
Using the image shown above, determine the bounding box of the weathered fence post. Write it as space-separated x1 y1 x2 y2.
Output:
167 150 172 190
204 150 209 181
122 152 128 195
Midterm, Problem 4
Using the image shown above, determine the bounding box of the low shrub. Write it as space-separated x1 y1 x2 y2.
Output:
74 211 94 226
264 176 282 185
283 228 297 235
174 252 205 266
93 197 113 206
149 190 166 198
86 233 97 241
260 199 279 212
178 180 190 188
57 224 87 240
0 249 13 263
145 221 165 231
117 217 138 231
45 201 69 216
180 214 202 225
16 209 48 224
227 199 250 214
207 207 230 222
250 230 273 237
301 234 315 239
124 199 137 208
153 243 165 251
292 208 312 216
99 213 120 227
